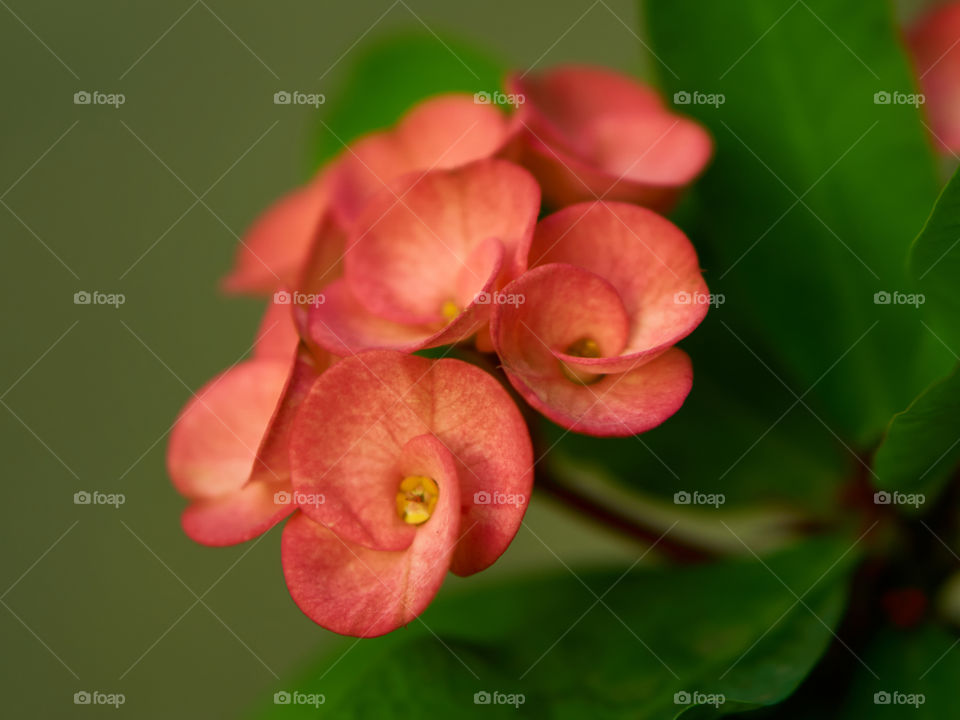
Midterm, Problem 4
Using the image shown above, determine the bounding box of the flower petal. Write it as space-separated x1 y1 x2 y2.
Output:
223 174 329 294
529 201 708 364
344 159 539 325
908 3 960 152
282 435 460 636
492 264 693 436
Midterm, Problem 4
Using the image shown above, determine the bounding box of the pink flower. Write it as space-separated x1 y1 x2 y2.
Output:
491 201 709 436
306 159 541 354
908 2 960 153
507 65 713 212
282 350 533 636
223 94 516 295
167 306 332 546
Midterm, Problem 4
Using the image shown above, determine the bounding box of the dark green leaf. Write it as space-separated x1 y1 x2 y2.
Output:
911 166 960 352
874 364 960 506
312 31 505 168
645 0 950 444
250 536 858 719
840 624 960 718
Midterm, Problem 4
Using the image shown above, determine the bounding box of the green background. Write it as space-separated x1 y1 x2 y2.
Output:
0 1 648 717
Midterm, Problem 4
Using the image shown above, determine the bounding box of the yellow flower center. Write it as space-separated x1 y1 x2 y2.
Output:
560 336 604 385
441 300 460 322
396 475 439 525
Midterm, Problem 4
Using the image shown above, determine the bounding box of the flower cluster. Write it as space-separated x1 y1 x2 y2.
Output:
168 65 713 636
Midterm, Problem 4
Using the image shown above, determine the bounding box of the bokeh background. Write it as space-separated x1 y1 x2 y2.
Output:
0 1 654 717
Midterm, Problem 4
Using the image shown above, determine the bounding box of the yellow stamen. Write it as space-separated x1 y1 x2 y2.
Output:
441 300 460 322
396 475 439 525
560 336 604 385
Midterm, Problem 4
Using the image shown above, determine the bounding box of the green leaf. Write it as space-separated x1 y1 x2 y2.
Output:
911 166 960 352
312 31 505 168
250 536 858 719
874 364 960 506
840 624 960 718
644 0 950 444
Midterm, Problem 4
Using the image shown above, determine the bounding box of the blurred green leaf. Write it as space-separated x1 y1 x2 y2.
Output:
840 624 959 718
874 364 960 506
312 31 505 168
645 0 950 444
911 166 960 352
251 536 857 719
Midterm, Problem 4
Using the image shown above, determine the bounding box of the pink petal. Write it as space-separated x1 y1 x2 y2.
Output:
908 3 960 152
492 264 694 436
508 65 712 211
289 351 532 573
222 174 329 294
329 94 513 225
253 300 299 360
530 202 709 366
167 359 290 499
182 482 293 547
282 435 461 636
344 160 539 324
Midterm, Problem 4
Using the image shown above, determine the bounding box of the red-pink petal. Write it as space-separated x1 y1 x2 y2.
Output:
492 264 694 436
530 202 708 365
253 300 299 360
329 94 513 225
167 359 290 499
344 160 539 324
289 351 532 573
223 174 329 294
182 482 293 547
508 65 712 211
908 3 960 152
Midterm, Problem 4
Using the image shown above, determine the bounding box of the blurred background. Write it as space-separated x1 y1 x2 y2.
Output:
0 1 658 717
